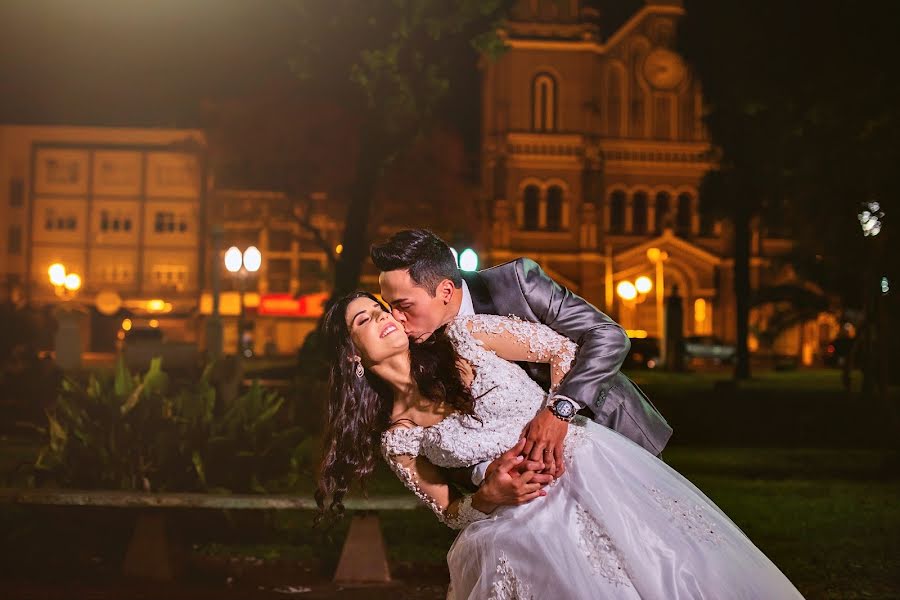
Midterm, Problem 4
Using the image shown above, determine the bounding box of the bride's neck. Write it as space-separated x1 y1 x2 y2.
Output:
369 352 436 417
369 352 417 401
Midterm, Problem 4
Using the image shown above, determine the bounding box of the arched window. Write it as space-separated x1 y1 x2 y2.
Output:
655 191 671 232
523 185 540 230
677 192 693 235
632 191 648 234
607 68 622 137
609 191 626 234
546 186 564 231
532 73 558 132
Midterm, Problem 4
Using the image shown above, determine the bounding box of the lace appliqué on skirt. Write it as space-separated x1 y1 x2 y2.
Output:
488 553 533 600
563 416 592 462
649 487 722 544
574 505 632 587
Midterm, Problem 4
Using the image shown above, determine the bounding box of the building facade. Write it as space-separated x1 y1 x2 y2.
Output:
480 0 827 357
206 189 341 355
0 125 207 350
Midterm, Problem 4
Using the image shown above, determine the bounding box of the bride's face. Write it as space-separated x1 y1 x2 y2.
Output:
345 296 409 365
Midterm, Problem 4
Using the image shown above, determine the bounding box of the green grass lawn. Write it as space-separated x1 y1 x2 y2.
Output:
2 368 898 598
175 447 900 600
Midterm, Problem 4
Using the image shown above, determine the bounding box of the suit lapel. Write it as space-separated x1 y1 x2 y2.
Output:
462 270 497 315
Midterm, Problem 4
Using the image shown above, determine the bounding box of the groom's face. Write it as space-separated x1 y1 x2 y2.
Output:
379 269 449 342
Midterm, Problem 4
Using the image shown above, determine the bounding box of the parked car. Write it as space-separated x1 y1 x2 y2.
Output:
683 335 736 365
624 337 661 370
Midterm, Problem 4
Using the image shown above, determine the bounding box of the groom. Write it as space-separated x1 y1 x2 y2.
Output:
371 229 672 486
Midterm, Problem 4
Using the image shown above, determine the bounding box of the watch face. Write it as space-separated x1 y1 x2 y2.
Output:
642 48 686 90
554 399 575 418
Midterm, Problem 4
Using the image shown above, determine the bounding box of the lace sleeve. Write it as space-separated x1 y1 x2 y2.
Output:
453 314 578 391
382 440 490 530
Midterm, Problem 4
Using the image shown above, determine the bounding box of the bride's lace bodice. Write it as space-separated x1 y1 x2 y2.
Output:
381 314 578 528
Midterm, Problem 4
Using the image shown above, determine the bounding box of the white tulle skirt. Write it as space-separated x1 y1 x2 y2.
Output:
446 418 804 599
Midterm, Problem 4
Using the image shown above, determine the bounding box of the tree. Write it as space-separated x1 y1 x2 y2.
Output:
284 0 511 299
203 77 360 272
680 0 900 381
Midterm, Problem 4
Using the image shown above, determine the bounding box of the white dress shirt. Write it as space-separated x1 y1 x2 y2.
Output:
457 280 476 318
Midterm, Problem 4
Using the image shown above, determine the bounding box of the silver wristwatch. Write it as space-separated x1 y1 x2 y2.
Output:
548 396 577 422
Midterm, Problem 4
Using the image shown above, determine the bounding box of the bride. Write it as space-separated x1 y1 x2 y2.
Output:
317 292 804 599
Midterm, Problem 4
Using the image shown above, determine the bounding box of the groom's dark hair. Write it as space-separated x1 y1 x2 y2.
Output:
370 229 462 295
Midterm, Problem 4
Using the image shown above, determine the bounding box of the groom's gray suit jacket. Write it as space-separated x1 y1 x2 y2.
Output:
462 258 672 455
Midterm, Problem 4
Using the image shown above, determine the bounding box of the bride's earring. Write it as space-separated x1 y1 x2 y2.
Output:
354 359 364 379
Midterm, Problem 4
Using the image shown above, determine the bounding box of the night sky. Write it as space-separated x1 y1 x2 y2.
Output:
0 0 643 140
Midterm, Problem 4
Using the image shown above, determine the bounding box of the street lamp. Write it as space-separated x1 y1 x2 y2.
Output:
858 201 883 237
449 247 479 272
225 245 262 356
47 262 84 370
458 248 479 272
646 247 670 366
857 201 887 399
635 276 653 295
616 277 653 331
48 263 82 298
48 263 66 287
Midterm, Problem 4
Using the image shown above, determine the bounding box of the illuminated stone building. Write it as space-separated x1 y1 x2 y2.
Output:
480 0 832 358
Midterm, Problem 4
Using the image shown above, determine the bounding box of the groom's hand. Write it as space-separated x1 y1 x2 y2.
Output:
483 439 553 487
522 409 568 478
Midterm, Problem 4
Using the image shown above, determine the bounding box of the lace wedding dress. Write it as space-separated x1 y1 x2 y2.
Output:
381 314 804 599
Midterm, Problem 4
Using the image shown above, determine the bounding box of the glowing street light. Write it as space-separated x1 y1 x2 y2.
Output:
243 246 262 273
858 201 884 237
459 248 479 272
48 263 66 286
48 263 82 298
224 244 263 357
224 246 243 273
64 273 81 292
616 281 638 302
635 275 653 295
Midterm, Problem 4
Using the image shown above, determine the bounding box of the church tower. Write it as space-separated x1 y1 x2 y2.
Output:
482 0 723 340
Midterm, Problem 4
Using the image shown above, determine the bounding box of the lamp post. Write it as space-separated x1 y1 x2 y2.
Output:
225 245 262 356
48 263 82 298
646 248 669 366
616 276 653 332
47 263 84 370
857 201 886 400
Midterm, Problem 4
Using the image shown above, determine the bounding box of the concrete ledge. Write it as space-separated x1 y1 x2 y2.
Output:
0 488 420 511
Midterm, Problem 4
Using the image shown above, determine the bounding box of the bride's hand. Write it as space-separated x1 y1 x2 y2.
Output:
473 439 548 512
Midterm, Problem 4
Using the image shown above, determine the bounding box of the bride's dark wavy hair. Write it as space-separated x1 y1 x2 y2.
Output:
315 291 477 516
